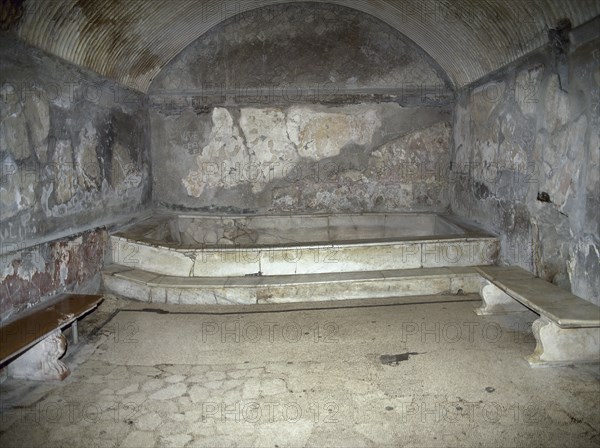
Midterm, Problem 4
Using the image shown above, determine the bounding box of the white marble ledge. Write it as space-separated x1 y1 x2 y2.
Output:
476 266 600 328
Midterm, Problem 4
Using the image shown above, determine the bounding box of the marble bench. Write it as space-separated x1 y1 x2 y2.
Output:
475 265 600 367
0 294 103 381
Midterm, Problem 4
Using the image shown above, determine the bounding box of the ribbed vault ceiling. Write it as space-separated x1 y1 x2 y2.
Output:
7 0 600 92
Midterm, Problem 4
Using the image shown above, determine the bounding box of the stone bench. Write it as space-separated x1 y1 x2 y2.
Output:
474 266 600 367
0 294 103 381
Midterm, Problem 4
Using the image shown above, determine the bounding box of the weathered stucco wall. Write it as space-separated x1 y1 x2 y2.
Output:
151 104 452 213
149 3 453 214
0 229 108 320
0 35 151 319
451 35 600 304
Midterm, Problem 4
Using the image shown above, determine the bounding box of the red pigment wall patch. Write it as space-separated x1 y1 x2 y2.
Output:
0 228 108 321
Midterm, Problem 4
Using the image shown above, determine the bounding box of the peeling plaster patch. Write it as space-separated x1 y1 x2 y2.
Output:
76 123 101 189
41 183 54 217
0 102 29 160
541 114 587 209
183 108 244 197
53 139 77 204
567 237 600 306
182 105 383 198
50 93 72 109
240 108 296 163
59 260 69 285
0 155 36 220
544 75 571 131
0 84 49 161
23 89 50 162
366 121 451 207
287 106 380 160
0 258 15 283
516 64 544 116
469 81 505 122
112 143 142 191
272 194 294 208
15 248 46 282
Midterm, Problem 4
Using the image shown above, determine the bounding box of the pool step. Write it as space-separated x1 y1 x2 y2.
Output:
109 235 499 277
102 264 485 305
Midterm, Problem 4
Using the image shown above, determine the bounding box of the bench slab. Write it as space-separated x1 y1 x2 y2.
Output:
475 266 600 328
475 265 600 367
1 294 103 380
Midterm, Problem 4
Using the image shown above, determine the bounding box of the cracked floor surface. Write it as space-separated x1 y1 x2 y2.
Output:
1 294 599 447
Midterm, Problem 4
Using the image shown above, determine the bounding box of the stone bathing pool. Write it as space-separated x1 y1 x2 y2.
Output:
109 212 499 277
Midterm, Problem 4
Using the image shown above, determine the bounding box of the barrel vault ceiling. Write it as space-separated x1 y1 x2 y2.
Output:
3 0 600 92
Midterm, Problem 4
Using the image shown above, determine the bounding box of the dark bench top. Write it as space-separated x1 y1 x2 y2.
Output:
476 266 600 328
0 294 103 365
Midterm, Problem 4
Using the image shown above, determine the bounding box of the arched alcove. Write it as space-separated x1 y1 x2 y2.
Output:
149 3 454 214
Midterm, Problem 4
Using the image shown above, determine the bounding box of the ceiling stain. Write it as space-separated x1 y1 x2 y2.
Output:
0 0 25 31
10 0 600 92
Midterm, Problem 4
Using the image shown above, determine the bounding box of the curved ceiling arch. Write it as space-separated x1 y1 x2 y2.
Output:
10 0 600 92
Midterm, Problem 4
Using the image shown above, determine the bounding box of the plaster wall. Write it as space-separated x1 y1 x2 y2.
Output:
450 35 600 304
149 3 454 214
0 36 151 319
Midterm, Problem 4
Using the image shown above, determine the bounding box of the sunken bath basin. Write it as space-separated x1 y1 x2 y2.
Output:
110 212 498 277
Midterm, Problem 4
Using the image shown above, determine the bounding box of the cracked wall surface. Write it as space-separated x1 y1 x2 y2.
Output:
151 104 452 213
0 35 151 316
450 36 600 304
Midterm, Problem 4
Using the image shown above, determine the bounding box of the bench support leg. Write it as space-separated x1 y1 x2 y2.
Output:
475 281 530 315
527 317 600 367
7 330 70 381
72 320 78 345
